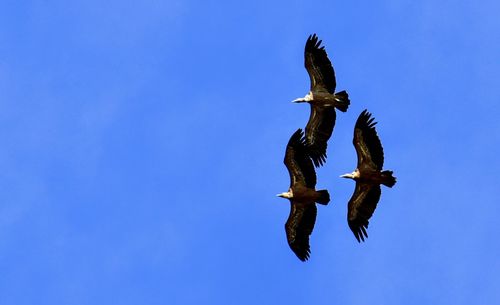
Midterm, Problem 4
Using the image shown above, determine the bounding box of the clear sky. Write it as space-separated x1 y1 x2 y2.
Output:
1 1 499 304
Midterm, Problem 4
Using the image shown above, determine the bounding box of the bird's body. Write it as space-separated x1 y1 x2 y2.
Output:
280 185 326 203
341 110 396 242
345 168 395 186
277 129 330 261
299 90 349 107
293 34 350 167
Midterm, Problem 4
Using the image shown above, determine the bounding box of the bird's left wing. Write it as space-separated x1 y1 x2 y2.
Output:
285 201 317 261
304 34 336 94
347 182 382 242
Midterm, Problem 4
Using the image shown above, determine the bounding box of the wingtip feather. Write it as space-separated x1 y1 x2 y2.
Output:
350 221 369 243
306 33 324 51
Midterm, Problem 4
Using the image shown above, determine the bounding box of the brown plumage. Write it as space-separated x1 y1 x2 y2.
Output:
293 34 351 167
277 129 330 261
341 110 396 242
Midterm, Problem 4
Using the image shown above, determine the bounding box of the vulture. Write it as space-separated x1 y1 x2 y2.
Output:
341 110 396 242
277 129 330 261
293 34 351 167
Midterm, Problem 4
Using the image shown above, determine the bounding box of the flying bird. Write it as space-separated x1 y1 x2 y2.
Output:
341 110 396 242
293 34 351 167
277 129 330 261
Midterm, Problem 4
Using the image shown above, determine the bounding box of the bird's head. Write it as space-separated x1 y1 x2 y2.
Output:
292 92 312 103
292 97 307 103
340 170 360 180
276 191 293 199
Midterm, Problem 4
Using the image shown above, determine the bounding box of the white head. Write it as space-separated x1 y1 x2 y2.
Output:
292 92 313 103
340 169 360 180
276 190 293 199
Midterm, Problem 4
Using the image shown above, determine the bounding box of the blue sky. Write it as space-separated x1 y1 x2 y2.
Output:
1 1 499 304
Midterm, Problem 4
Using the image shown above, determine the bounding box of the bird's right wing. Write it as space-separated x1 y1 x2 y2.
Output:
285 201 317 261
347 182 381 242
305 104 337 167
304 34 336 94
284 129 317 188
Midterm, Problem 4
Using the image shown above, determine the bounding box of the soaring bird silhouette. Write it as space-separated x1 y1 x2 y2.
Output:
293 34 350 167
277 129 330 261
341 110 396 242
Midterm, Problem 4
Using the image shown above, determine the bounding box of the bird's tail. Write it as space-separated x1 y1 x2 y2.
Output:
315 190 330 205
381 170 396 188
334 90 350 112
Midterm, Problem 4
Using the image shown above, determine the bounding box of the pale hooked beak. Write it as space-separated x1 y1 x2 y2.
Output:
292 98 305 103
340 173 352 179
276 193 285 197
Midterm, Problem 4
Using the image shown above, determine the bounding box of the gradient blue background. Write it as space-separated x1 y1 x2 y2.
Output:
1 1 499 304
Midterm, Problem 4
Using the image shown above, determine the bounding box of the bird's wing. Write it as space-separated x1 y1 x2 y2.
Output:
284 129 316 188
285 201 317 261
305 104 337 167
353 110 384 171
347 182 382 242
304 34 336 94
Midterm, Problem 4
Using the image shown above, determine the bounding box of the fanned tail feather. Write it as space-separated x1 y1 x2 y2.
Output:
315 190 330 205
334 90 350 112
381 170 396 188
